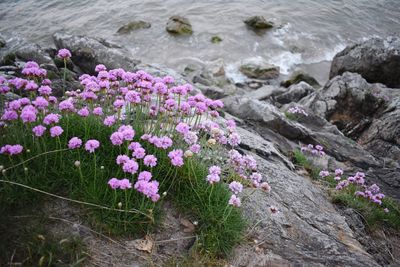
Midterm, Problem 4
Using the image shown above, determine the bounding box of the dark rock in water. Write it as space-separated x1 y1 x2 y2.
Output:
166 16 193 35
244 16 273 29
211 36 222 43
117 21 151 34
53 32 140 74
275 82 315 104
330 36 400 88
281 71 320 88
240 59 280 80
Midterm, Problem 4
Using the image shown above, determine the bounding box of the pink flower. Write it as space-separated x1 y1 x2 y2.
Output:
183 131 198 145
77 107 90 117
110 132 124 145
228 132 241 146
1 110 18 121
228 195 241 207
32 125 46 137
209 166 221 175
118 125 135 141
168 149 184 167
125 91 141 104
59 100 75 112
319 170 330 178
57 48 72 59
93 107 103 116
103 115 116 127
43 113 61 125
38 85 52 95
119 178 132 190
132 147 146 159
85 139 100 153
95 64 107 72
0 144 23 155
144 155 157 167
116 155 130 165
108 178 120 189
260 182 271 192
50 126 63 137
138 171 152 182
190 144 201 154
122 159 139 174
68 137 82 149
206 174 220 184
335 169 343 176
229 181 243 194
176 122 190 135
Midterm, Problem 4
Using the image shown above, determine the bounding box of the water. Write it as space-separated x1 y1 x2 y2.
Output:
1 0 399 83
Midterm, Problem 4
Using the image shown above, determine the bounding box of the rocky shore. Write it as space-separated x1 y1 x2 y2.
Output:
0 31 399 266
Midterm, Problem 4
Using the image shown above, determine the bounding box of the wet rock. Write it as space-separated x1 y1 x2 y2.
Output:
211 35 222 43
117 20 151 34
166 16 193 35
0 33 54 66
244 16 274 29
239 59 280 80
281 71 320 88
275 81 315 104
53 32 140 74
330 36 400 88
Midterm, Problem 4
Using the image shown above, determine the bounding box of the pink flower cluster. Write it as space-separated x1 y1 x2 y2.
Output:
134 171 160 202
288 106 308 116
108 178 132 190
0 144 23 155
335 171 388 210
301 144 326 157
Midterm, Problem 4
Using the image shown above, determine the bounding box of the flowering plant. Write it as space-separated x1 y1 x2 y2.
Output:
0 49 272 256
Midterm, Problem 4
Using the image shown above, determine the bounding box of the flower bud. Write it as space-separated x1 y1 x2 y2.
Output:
74 160 81 167
0 165 3 171
24 167 28 172
184 150 193 158
2 169 6 175
162 191 167 197
117 202 122 208
207 138 216 146
100 165 104 170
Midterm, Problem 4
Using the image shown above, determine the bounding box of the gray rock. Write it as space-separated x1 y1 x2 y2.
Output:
228 129 378 266
240 59 280 80
0 36 5 48
359 96 400 162
275 81 315 104
330 36 400 88
117 21 151 34
281 71 320 88
244 16 274 29
53 32 140 74
166 16 193 35
0 32 54 66
195 83 228 99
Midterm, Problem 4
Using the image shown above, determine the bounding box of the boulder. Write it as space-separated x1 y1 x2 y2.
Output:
117 20 151 34
244 16 274 30
359 96 400 162
281 71 320 88
275 81 315 104
330 36 400 88
308 72 387 138
166 16 193 35
53 32 140 74
240 59 280 80
0 32 54 66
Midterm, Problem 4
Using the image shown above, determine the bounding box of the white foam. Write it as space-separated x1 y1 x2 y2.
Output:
225 62 247 84
267 51 303 75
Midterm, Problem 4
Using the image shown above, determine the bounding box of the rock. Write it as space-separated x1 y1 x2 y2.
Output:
281 71 320 88
227 128 378 266
53 32 140 74
308 72 387 138
240 59 280 80
0 36 5 48
166 16 193 35
117 21 151 34
359 96 400 162
330 36 400 88
275 82 315 104
0 32 54 66
195 84 228 99
244 16 274 29
211 36 222 43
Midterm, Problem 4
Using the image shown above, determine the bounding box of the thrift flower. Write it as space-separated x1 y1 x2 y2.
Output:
57 48 72 58
85 139 100 153
143 155 157 167
228 195 241 207
50 126 63 137
32 125 46 137
68 137 82 149
229 181 243 194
